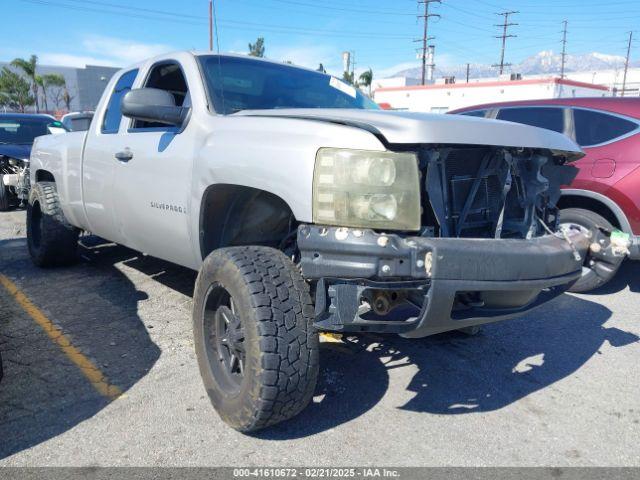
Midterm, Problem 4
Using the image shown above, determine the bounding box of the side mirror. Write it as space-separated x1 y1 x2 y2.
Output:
121 88 188 126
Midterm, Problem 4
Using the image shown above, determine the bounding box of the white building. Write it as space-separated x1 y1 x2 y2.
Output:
564 68 640 96
373 76 610 113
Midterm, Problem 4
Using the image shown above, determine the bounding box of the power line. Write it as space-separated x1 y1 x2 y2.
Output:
560 20 568 78
18 0 416 40
621 31 634 97
492 10 519 75
269 0 415 17
415 0 441 85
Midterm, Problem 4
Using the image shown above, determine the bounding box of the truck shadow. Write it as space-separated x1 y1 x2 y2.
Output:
7 234 632 446
0 237 160 460
116 245 639 439
259 278 639 439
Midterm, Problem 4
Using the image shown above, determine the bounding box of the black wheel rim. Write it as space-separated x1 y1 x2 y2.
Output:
202 283 246 393
30 200 43 249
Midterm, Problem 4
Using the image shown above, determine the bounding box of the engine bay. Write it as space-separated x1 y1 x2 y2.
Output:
418 145 579 239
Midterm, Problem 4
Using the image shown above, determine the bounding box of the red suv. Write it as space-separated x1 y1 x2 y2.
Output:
451 98 640 292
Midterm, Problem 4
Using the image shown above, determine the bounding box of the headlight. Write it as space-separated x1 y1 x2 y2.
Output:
313 148 421 231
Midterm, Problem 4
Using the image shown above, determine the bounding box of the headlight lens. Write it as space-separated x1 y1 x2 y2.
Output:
313 148 421 230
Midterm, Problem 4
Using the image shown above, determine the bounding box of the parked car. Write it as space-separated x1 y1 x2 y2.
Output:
451 98 640 292
0 113 68 210
61 111 94 132
28 52 590 431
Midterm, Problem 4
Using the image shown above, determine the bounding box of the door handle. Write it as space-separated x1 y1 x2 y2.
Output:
115 149 133 162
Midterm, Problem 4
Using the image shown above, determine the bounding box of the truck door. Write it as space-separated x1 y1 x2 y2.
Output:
111 61 197 268
83 68 139 244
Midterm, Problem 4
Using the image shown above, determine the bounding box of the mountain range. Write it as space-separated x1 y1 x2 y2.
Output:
393 50 640 80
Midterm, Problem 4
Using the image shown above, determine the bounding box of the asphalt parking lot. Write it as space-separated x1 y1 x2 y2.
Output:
0 209 639 467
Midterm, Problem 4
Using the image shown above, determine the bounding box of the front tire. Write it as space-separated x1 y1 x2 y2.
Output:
559 208 624 293
193 246 319 432
27 182 79 267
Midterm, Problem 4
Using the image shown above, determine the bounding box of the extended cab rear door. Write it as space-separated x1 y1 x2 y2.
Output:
82 68 139 244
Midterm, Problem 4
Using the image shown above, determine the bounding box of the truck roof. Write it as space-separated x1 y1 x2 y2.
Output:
120 50 326 76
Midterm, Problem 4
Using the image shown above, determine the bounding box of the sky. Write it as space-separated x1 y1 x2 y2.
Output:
1 0 639 78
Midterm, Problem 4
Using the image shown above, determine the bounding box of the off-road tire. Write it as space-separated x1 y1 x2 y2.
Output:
0 174 11 211
559 208 624 293
193 246 319 432
27 182 79 267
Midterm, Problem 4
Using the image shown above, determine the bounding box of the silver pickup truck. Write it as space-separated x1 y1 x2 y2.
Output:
28 51 589 431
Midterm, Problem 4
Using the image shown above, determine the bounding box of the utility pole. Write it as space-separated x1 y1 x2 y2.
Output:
622 31 633 97
492 11 518 75
560 20 568 79
351 51 357 80
415 0 441 85
208 0 213 51
466 63 470 83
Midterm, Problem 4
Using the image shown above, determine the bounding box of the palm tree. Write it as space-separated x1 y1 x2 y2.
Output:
40 73 66 113
62 86 75 111
359 69 373 96
248 37 265 57
11 55 39 112
0 67 35 112
342 71 355 86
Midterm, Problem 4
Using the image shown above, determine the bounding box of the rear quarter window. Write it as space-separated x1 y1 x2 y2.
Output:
497 107 565 133
573 108 638 147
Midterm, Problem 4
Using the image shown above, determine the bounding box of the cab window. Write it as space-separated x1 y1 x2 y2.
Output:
497 107 565 134
133 62 189 129
573 108 638 147
102 69 138 134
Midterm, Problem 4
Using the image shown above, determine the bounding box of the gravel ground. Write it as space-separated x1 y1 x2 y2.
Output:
0 209 638 467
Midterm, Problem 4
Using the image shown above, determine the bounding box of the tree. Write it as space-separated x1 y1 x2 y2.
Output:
11 55 39 112
248 37 265 57
62 86 76 111
358 68 373 96
40 73 66 113
342 71 355 85
0 67 35 112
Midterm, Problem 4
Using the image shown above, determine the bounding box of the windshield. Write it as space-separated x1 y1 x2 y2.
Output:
198 55 379 114
0 117 68 145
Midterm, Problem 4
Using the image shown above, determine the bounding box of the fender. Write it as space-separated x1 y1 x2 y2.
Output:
561 188 633 234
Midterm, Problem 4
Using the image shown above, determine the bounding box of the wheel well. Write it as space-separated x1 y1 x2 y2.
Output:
557 194 622 230
199 184 297 260
35 170 55 183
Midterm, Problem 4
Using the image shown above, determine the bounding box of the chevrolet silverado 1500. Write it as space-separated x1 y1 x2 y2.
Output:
27 52 589 431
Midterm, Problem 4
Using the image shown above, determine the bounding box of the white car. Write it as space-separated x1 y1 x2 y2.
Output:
28 51 590 431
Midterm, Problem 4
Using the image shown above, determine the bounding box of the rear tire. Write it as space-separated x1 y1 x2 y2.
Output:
559 208 624 293
0 175 12 211
193 246 319 432
27 182 79 267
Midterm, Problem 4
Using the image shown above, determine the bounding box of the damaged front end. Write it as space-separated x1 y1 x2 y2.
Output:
298 144 589 337
420 145 579 240
1 154 30 207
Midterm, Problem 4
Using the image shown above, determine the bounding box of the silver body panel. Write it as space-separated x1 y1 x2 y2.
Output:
236 108 583 154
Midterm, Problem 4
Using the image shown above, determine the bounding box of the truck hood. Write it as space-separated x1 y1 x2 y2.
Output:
0 143 31 162
236 108 583 159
